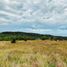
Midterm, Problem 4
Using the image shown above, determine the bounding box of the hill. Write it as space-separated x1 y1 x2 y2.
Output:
0 32 67 41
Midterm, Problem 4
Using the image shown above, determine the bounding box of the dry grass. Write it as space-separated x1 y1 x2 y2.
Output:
0 40 67 67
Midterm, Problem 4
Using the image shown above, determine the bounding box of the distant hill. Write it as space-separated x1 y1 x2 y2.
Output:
0 32 67 41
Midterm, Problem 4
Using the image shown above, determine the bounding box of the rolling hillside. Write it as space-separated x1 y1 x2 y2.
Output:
0 32 67 41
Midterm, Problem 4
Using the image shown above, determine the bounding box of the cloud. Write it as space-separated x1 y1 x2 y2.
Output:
0 0 67 24
0 0 67 36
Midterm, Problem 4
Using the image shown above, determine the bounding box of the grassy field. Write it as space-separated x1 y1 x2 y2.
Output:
0 40 67 67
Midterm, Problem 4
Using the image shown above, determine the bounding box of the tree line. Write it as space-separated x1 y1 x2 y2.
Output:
0 32 67 41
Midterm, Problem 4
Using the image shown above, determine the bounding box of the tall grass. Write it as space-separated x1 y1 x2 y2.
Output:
0 40 67 67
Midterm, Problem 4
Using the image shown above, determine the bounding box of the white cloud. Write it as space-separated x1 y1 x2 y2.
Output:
0 0 67 36
0 0 67 24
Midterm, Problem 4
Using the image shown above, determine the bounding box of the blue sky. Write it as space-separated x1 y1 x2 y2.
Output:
0 0 67 36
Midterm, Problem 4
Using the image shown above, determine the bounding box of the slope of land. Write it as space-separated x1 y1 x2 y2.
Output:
0 32 67 41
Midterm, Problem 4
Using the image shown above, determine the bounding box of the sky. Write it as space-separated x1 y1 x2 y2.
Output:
0 0 67 36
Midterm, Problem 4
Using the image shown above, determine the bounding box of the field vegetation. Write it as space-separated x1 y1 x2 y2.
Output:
0 40 67 67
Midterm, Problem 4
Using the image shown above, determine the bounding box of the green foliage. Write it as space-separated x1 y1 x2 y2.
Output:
0 32 67 41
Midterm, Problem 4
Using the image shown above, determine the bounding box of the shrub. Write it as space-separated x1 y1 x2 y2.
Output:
24 39 27 41
11 39 16 43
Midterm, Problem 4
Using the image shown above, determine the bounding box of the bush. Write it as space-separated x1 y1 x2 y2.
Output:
24 39 27 41
11 39 16 43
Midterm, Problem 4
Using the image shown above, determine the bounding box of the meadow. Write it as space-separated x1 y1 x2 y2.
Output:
0 40 67 67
